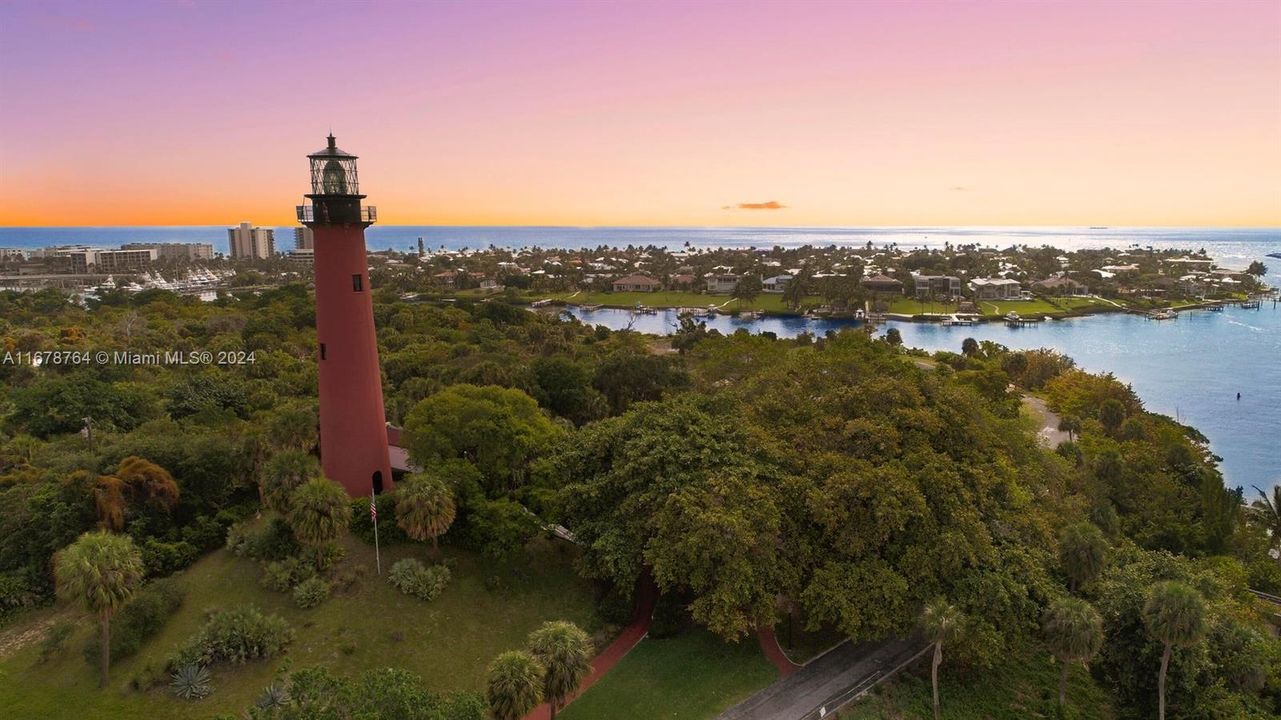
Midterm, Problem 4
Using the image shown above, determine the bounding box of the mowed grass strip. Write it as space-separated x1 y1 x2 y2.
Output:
558 629 775 720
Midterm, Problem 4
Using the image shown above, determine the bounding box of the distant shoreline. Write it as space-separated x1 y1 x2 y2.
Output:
529 293 1270 324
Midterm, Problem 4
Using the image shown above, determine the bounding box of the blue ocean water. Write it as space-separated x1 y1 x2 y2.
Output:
2 226 1278 489
0 225 1277 271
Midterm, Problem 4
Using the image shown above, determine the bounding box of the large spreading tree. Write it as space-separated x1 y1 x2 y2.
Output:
403 384 563 494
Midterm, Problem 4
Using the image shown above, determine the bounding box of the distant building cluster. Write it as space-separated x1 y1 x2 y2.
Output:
399 242 1265 312
5 242 215 275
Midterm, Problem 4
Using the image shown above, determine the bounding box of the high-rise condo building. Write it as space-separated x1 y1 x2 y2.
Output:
227 222 275 259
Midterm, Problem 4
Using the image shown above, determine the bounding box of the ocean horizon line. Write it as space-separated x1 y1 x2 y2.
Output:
3 223 1280 231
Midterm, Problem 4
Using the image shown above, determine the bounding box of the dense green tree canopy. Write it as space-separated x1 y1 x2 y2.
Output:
403 384 563 494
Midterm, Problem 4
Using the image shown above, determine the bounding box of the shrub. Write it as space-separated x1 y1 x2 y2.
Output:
129 661 166 691
293 577 330 609
228 518 299 561
483 574 506 595
37 621 74 664
0 571 40 615
315 541 345 572
83 577 185 665
225 522 254 557
181 514 228 551
350 495 409 546
170 605 293 670
387 558 451 602
255 682 291 710
140 538 199 577
261 556 315 593
170 663 213 700
329 564 366 594
240 666 485 720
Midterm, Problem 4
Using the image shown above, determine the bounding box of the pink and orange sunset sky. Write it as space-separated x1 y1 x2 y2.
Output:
0 0 1278 227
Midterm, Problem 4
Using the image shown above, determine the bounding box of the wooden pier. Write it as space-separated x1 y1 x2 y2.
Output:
1004 313 1042 327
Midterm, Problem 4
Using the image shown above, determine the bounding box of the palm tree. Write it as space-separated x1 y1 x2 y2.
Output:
1059 522 1108 593
1057 415 1082 442
486 650 544 720
1248 485 1281 565
262 450 321 514
1042 596 1103 708
286 478 350 567
527 621 593 719
1098 398 1126 434
395 473 456 556
919 599 962 720
54 531 143 687
1143 582 1206 720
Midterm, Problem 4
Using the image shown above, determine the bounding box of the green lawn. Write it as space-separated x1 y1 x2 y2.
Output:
0 534 598 720
886 296 1116 318
536 290 821 314
839 642 1116 720
558 629 776 720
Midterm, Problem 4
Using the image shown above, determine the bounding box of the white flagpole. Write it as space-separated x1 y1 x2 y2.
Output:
372 492 381 576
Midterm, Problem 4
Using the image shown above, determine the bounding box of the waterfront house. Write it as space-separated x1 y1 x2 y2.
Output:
861 274 903 294
612 274 662 292
706 273 739 293
913 274 962 299
762 274 793 293
1032 276 1088 297
668 273 697 290
969 277 1021 299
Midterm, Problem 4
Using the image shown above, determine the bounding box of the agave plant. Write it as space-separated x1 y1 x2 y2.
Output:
255 682 292 710
170 663 213 700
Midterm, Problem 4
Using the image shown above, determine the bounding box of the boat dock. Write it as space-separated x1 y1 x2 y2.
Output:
1004 312 1042 327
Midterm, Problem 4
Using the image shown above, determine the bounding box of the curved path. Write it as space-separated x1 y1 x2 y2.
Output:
756 626 802 678
523 574 658 720
1022 395 1070 449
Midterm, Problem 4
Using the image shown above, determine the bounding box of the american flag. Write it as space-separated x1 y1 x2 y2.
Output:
370 493 377 522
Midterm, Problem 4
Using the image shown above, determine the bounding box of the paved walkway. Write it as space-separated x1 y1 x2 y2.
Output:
523 575 658 720
1021 395 1070 449
756 626 802 678
717 638 929 720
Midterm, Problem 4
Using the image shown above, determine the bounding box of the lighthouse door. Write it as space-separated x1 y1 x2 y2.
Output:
372 471 384 495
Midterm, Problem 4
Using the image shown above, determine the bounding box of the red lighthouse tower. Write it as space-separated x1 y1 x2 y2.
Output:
298 135 393 497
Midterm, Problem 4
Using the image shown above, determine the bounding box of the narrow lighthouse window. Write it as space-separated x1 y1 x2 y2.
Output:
319 343 326 360
352 274 363 292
